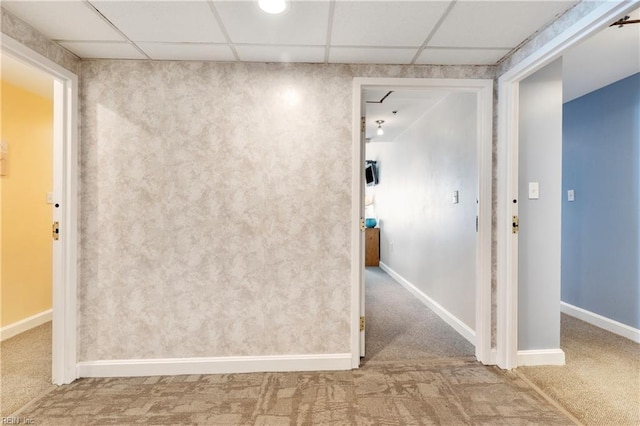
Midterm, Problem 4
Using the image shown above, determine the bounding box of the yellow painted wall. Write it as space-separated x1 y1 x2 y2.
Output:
0 80 53 327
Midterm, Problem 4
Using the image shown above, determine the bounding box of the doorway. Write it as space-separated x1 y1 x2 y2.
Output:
495 0 638 370
350 78 493 368
0 35 79 386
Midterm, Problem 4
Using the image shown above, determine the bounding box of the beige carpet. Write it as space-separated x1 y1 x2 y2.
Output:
0 321 53 416
517 314 640 425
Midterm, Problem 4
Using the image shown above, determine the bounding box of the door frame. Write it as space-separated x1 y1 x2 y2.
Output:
495 0 637 370
351 77 494 368
1 34 79 384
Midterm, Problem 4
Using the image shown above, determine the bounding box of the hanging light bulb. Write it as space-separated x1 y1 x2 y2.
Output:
376 120 384 136
259 0 286 14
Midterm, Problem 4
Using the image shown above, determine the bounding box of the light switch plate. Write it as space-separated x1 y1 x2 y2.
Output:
528 182 539 199
452 190 459 204
567 189 575 201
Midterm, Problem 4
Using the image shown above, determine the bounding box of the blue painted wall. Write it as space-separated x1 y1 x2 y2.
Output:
562 72 640 329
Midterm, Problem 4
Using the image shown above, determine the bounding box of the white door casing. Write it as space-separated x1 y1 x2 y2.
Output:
351 78 494 367
1 34 79 385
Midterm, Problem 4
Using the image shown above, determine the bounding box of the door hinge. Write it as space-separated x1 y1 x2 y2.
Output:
361 116 366 133
360 217 366 232
360 316 365 331
512 216 519 234
52 221 60 240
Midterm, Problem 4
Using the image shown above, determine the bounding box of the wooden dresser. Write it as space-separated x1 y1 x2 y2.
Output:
365 228 380 266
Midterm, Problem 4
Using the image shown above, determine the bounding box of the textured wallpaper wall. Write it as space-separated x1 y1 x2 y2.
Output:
79 61 494 361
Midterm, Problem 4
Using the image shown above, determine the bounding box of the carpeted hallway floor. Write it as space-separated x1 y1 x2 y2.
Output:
5 268 574 424
364 267 475 362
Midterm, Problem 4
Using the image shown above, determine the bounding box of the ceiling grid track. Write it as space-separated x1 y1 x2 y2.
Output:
410 0 458 65
323 0 336 64
206 0 241 62
83 0 151 60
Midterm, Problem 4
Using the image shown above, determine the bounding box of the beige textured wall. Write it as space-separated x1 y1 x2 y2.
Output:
79 60 494 361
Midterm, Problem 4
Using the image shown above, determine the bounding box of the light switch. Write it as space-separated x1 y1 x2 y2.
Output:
452 190 459 204
567 189 575 201
46 192 54 204
528 182 539 199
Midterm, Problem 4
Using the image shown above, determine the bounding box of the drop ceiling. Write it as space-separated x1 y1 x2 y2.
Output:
363 4 639 143
1 0 577 65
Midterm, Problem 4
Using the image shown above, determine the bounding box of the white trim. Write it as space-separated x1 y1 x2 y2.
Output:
561 302 640 344
77 353 353 378
517 349 565 366
489 348 498 365
351 78 364 368
0 310 52 341
352 77 493 366
475 77 494 364
1 34 79 385
495 0 637 371
379 262 476 346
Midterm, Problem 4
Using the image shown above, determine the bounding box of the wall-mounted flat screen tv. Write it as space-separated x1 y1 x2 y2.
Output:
365 161 378 186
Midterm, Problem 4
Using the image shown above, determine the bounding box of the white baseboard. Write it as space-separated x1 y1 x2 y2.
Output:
379 262 476 346
517 349 565 366
77 353 353 378
561 302 640 343
0 309 52 341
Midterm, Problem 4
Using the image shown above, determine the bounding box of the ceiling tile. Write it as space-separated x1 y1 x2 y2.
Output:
137 43 236 61
429 1 576 48
58 42 147 60
331 1 452 47
90 1 226 43
416 48 511 65
214 1 330 45
1 1 124 41
235 45 325 63
329 47 417 65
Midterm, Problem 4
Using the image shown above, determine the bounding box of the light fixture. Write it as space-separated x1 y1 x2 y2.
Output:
376 120 384 136
259 0 286 14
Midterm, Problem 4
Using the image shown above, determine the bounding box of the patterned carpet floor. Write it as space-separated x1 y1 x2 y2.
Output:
15 357 571 425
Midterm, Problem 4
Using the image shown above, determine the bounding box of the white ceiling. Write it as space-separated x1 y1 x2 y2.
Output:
1 0 577 65
364 89 449 142
563 6 640 102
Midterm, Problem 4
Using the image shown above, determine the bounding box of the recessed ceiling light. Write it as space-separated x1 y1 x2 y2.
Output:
259 0 286 14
